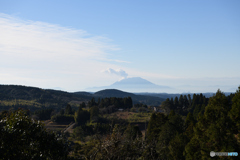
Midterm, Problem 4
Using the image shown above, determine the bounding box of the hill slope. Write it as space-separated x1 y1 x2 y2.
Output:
0 85 92 111
93 89 165 106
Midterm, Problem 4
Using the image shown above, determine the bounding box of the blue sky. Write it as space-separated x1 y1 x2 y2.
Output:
0 0 239 93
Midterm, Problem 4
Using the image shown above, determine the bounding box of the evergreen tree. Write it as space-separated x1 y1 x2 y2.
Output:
74 106 90 126
179 95 184 109
65 104 73 115
124 97 133 109
124 124 142 140
185 90 239 159
229 86 240 134
174 96 179 107
147 113 167 141
89 106 99 123
60 108 64 115
187 94 192 107
183 95 189 109
184 112 195 140
168 133 187 160
161 98 171 114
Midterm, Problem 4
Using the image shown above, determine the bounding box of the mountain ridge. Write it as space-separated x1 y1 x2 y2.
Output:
87 77 171 92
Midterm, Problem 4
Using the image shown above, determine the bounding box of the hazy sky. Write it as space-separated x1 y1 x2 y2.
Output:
0 0 239 93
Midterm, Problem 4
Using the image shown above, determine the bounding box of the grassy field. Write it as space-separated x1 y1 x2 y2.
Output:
104 111 152 123
0 99 42 107
128 112 152 123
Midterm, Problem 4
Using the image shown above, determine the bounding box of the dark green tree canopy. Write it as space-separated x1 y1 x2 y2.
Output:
0 109 70 160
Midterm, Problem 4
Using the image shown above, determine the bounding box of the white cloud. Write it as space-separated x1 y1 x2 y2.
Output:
0 13 123 91
0 13 118 60
1 13 234 93
102 68 128 79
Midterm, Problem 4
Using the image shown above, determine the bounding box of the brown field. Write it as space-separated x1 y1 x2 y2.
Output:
43 120 72 132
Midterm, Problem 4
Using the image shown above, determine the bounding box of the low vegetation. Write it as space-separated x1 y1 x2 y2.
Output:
0 86 240 159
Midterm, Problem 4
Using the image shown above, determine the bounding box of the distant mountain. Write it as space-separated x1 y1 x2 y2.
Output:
87 77 172 92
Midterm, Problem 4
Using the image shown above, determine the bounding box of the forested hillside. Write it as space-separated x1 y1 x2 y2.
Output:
93 89 165 106
0 85 239 159
0 85 92 112
0 85 165 113
71 88 240 159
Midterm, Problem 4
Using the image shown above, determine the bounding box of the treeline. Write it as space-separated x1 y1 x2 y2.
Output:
33 97 133 124
88 97 132 109
71 88 240 159
161 93 210 116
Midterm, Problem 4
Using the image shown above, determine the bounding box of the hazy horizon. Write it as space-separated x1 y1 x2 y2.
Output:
1 0 239 93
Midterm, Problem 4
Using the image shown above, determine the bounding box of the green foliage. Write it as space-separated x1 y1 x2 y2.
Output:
87 98 97 107
229 86 240 132
128 112 152 123
185 90 239 159
0 85 92 112
74 124 144 159
51 114 74 124
156 113 184 159
72 88 240 159
73 123 112 142
0 109 70 159
89 106 99 123
168 133 187 160
161 93 209 116
184 112 195 139
74 107 90 126
138 106 148 113
65 104 74 115
73 126 85 141
34 108 54 120
124 124 142 140
97 97 133 110
147 113 167 141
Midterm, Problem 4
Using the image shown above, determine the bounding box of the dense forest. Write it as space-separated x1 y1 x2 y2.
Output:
0 85 165 113
69 89 240 159
0 86 240 159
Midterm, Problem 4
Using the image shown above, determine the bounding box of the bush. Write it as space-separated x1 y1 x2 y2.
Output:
0 109 70 159
51 114 74 124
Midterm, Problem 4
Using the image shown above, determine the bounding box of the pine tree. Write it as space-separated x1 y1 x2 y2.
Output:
229 86 240 134
65 104 73 115
185 90 239 159
174 97 179 108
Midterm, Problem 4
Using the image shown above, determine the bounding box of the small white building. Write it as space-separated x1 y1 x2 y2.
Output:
118 108 124 112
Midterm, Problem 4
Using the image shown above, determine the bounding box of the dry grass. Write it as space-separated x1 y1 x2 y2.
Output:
43 120 69 132
115 111 135 119
104 111 151 123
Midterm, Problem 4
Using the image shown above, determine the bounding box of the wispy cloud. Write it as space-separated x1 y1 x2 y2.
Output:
0 13 117 60
0 13 123 91
99 58 131 63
